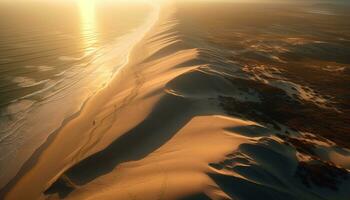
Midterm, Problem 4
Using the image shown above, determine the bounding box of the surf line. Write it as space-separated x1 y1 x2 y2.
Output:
0 3 161 198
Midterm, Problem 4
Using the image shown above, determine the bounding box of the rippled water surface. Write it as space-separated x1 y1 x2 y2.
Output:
0 1 156 188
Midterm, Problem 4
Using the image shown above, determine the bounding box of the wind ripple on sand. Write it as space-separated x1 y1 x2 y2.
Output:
3 2 350 200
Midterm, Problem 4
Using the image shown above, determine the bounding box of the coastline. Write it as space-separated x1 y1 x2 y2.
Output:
0 2 161 199
3 1 350 200
0 2 156 189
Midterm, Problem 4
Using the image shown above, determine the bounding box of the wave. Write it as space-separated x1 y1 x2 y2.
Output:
0 3 161 191
2 2 350 200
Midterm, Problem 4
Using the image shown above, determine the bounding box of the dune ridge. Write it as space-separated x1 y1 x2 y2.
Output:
3 2 350 200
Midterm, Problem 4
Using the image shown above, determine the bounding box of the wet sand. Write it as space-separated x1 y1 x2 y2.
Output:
2 1 350 200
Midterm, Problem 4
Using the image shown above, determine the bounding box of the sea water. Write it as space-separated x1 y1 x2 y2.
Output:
0 0 159 188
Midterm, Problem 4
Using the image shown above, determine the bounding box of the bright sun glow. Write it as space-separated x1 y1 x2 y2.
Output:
78 0 98 56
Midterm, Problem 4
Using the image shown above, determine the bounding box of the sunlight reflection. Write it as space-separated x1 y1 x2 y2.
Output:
78 0 98 56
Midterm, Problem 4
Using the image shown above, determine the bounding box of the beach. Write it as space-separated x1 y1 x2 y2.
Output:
0 1 156 191
1 1 350 200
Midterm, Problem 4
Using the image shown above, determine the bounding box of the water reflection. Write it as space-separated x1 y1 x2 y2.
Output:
78 0 98 56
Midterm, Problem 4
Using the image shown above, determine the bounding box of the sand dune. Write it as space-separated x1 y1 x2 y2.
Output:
2 1 350 200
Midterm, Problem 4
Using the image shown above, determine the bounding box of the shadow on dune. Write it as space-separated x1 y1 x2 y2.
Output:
179 193 212 200
45 93 200 197
208 126 350 200
43 2 350 199
209 173 296 200
225 125 271 138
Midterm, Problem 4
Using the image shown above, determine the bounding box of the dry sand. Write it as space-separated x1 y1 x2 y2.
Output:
2 1 350 200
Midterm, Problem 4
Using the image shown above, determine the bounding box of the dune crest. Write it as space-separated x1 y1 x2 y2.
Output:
3 2 350 200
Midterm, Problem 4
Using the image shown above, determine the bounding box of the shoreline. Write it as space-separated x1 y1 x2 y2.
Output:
3 1 350 200
0 2 159 189
0 3 161 199
0 96 90 198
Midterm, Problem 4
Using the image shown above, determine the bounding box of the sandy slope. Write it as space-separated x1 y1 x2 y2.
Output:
3 2 350 200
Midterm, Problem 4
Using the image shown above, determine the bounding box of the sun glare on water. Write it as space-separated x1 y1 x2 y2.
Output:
78 0 98 56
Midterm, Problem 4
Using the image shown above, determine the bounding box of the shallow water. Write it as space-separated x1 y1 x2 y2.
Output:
0 1 157 188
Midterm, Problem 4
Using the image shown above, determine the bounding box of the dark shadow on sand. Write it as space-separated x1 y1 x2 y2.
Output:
45 94 200 197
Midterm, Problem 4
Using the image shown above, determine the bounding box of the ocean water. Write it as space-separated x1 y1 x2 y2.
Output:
0 1 159 188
